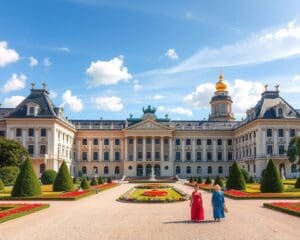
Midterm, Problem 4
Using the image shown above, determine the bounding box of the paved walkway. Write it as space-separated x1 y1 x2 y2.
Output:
0 183 299 240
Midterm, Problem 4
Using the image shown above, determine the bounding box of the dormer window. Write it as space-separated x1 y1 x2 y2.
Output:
278 108 283 117
29 107 35 115
26 103 39 116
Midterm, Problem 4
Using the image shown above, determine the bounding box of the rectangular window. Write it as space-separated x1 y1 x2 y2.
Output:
217 152 223 161
175 139 181 146
267 145 273 155
186 139 191 145
0 131 5 137
146 138 151 144
290 129 296 137
279 145 285 155
115 152 120 161
93 138 98 145
207 139 212 145
196 139 201 145
228 152 233 161
155 138 160 144
164 138 169 144
186 152 191 161
82 152 87 161
267 129 272 137
146 152 151 160
155 152 160 160
217 139 222 146
137 139 143 145
104 151 110 161
278 129 284 137
40 145 47 154
82 139 87 145
28 145 34 155
115 139 120 145
175 152 181 161
207 152 212 161
16 128 22 137
196 152 202 161
227 139 232 145
41 128 47 137
28 128 35 137
104 139 110 145
137 152 143 159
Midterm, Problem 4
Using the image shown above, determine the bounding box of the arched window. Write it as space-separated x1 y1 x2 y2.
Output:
39 163 45 174
82 166 87 174
93 166 98 174
186 166 191 174
176 166 181 174
115 166 120 174
291 164 297 173
218 166 223 174
207 166 212 174
104 166 109 175
197 166 202 175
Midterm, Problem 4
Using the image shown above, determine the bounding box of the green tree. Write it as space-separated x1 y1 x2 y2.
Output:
241 169 250 183
98 177 104 184
287 137 300 174
197 176 203 184
214 175 224 187
0 178 4 191
0 137 29 168
11 158 41 197
248 176 256 184
80 178 90 190
90 177 98 186
41 169 57 184
53 161 74 192
260 159 283 193
205 176 212 184
226 161 246 190
295 176 300 189
0 166 19 185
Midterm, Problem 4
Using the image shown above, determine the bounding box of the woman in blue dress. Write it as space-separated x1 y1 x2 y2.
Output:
211 184 225 222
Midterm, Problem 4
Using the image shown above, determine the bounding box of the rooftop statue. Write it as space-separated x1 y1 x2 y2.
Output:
142 105 156 114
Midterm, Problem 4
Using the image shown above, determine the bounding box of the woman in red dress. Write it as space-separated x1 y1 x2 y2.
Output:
190 184 204 222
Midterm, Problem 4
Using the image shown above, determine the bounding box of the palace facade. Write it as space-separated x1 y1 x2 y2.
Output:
0 74 299 179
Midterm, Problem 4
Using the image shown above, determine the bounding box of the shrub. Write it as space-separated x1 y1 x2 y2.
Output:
80 178 90 190
107 177 112 183
214 175 224 188
91 177 98 186
11 158 41 197
205 176 212 184
241 169 250 183
260 159 283 193
53 161 74 192
248 176 256 184
226 161 246 190
98 177 104 184
197 176 203 184
189 177 194 183
41 170 57 184
0 178 4 191
73 176 80 184
295 176 300 189
0 166 19 185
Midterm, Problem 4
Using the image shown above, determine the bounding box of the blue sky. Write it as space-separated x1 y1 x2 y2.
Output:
1 0 300 120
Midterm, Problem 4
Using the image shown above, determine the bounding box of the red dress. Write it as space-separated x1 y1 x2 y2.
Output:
191 191 204 221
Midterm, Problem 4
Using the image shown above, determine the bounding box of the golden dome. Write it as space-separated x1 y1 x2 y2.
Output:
215 73 227 92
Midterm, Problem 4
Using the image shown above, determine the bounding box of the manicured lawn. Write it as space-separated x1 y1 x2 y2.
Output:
264 202 300 217
0 203 49 224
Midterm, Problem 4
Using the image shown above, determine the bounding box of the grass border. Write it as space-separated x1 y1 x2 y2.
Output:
263 202 300 217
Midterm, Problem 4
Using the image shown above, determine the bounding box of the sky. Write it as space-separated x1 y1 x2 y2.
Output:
1 0 300 120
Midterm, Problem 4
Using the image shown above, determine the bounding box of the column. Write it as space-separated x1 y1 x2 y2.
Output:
133 137 137 161
223 139 227 162
192 138 196 161
143 137 146 161
35 128 39 157
160 137 164 161
262 129 266 157
151 137 155 161
124 137 128 161
213 139 217 162
285 128 289 154
169 137 173 161
110 138 114 161
202 138 206 162
99 138 103 161
273 129 278 156
181 138 185 161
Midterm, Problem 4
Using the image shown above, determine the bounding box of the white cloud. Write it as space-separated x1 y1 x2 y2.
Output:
158 106 193 117
0 41 19 67
94 96 124 112
184 83 215 109
3 96 25 107
28 56 38 67
43 57 51 66
56 47 70 52
86 56 132 87
133 79 142 92
49 90 57 99
165 48 179 60
152 94 165 100
2 73 27 93
61 90 83 112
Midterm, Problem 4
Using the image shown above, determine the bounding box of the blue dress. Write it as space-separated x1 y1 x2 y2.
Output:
212 191 225 219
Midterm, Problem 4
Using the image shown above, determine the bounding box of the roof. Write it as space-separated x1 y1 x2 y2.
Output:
0 108 13 119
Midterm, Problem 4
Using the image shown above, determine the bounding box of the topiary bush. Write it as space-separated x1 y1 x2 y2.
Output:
241 169 250 183
41 169 57 184
53 161 74 192
226 161 246 190
11 158 41 197
0 166 19 185
197 176 203 184
80 178 90 190
295 176 300 189
248 176 256 184
73 176 80 184
214 175 224 188
91 177 98 186
260 159 283 193
98 177 104 184
205 176 212 184
107 177 112 183
0 178 4 191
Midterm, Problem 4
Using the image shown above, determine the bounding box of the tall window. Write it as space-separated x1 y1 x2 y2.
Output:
29 107 35 115
185 152 191 161
196 152 202 161
40 145 47 154
104 166 109 174
28 145 34 155
197 166 202 174
217 152 223 161
278 129 284 137
207 152 212 161
115 152 120 161
186 166 191 174
267 129 272 137
207 166 212 174
186 139 191 145
196 139 201 145
82 166 87 174
115 139 120 145
104 152 110 161
175 139 180 146
39 164 45 174
290 129 296 137
175 166 181 174
104 139 110 145
93 166 98 174
93 138 98 145
279 145 285 155
82 152 88 161
16 128 22 137
207 139 212 145
93 152 98 161
227 139 232 145
41 128 47 137
115 166 120 174
228 152 233 161
28 128 35 137
82 139 88 145
217 139 222 146
155 152 160 160
291 164 297 173
218 166 223 174
267 145 273 155
175 152 181 161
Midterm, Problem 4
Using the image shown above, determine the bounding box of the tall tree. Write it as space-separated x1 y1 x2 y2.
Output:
53 161 74 192
260 159 283 193
287 137 300 169
226 161 246 190
0 137 29 168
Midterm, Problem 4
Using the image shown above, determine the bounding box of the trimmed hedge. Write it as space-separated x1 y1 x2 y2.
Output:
53 161 74 192
226 161 246 190
248 176 256 184
80 178 90 190
260 159 283 193
0 166 19 185
91 177 98 186
41 170 57 184
205 176 212 184
214 175 224 187
0 178 4 191
197 176 203 184
241 169 250 183
98 177 104 184
11 158 41 197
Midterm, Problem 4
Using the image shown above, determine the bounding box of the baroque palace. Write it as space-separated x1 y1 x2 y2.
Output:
0 74 299 179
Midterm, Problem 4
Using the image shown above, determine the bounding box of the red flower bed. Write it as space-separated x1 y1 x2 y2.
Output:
264 202 300 217
0 204 49 223
91 183 118 190
60 191 88 197
143 189 168 197
225 190 300 199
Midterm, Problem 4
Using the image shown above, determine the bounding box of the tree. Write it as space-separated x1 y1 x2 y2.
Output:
287 137 300 169
214 175 224 188
197 176 203 184
295 176 300 189
0 137 29 168
0 178 4 191
80 178 90 190
98 177 104 184
90 177 98 186
226 161 246 190
41 169 57 184
248 176 256 184
0 166 19 185
260 159 283 193
241 169 250 183
53 161 74 192
11 158 41 197
205 176 212 184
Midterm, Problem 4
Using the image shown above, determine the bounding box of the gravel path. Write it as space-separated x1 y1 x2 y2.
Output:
0 183 299 240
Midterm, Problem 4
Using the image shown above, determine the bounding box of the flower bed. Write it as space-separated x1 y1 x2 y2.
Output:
264 202 300 217
143 189 168 197
0 203 49 223
185 182 214 191
225 190 300 199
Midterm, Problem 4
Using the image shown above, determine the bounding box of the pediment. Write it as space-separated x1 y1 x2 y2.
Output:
126 119 172 131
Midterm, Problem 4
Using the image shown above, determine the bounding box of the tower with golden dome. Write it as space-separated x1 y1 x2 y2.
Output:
209 72 235 121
